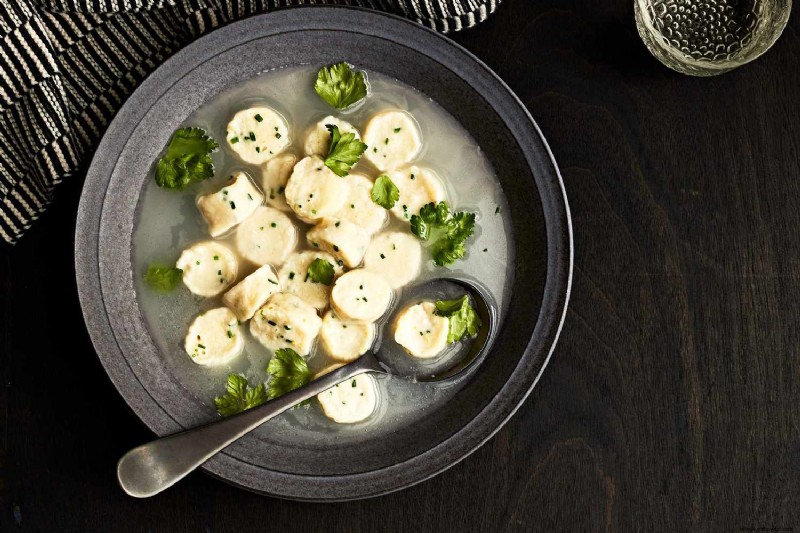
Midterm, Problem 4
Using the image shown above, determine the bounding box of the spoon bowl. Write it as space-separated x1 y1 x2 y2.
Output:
117 276 496 498
376 277 497 382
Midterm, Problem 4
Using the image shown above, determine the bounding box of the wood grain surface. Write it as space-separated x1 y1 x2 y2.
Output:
2 0 799 530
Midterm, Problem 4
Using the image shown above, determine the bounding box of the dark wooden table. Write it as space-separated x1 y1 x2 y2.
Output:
2 0 799 530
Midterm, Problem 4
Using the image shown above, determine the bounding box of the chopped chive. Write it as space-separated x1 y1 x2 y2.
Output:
380 253 386 259
394 127 401 133
275 133 282 139
384 138 389 144
230 201 236 209
214 255 219 260
268 279 278 285
267 320 277 326
230 136 239 144
351 379 357 387
284 325 292 331
333 245 339 252
289 272 295 280
335 221 340 227
249 131 256 141
254 113 263 122
198 343 206 349
271 222 277 228
495 206 500 215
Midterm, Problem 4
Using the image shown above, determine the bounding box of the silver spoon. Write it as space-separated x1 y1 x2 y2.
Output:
117 277 496 498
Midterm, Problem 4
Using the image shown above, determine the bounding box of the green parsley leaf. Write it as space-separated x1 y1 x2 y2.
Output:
214 374 268 417
314 62 368 109
410 214 429 240
423 202 452 226
324 124 367 177
307 258 335 285
412 202 446 238
431 238 467 266
409 202 476 266
267 348 313 400
154 127 219 190
434 295 482 343
370 175 400 209
447 211 476 243
143 264 183 291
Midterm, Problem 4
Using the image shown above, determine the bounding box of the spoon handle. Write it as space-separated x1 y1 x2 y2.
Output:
117 354 384 498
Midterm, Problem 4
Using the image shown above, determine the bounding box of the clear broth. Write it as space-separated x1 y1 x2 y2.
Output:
133 65 514 443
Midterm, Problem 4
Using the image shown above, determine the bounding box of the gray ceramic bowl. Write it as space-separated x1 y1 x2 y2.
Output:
75 6 573 501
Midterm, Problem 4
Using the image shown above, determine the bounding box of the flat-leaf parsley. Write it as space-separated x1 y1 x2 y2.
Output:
314 62 368 109
307 258 335 285
267 348 313 400
154 127 219 190
144 264 183 292
214 374 268 417
434 295 482 343
370 175 400 209
324 124 367 177
410 202 476 266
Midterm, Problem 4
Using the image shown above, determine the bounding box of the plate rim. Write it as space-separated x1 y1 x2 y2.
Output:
75 5 573 501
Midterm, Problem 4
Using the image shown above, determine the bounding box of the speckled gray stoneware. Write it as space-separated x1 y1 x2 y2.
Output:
74 6 573 501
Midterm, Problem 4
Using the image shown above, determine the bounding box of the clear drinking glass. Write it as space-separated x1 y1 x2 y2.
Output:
635 0 792 76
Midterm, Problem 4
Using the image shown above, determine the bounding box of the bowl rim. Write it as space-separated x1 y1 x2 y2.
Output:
75 5 573 501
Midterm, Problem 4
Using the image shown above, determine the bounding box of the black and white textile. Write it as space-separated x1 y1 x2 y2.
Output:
0 0 499 244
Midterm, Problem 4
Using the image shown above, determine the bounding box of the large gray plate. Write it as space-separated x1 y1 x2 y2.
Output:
75 6 573 501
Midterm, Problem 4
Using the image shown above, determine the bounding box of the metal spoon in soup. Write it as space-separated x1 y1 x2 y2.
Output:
117 276 496 498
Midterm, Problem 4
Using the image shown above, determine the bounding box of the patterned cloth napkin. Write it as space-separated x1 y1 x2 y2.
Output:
0 0 499 244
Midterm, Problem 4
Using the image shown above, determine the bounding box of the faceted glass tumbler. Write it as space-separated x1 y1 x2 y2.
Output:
635 0 792 76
